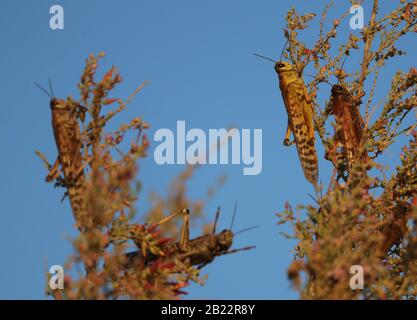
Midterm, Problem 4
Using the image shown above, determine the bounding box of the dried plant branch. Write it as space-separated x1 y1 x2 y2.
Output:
39 53 227 299
356 0 379 102
277 1 417 300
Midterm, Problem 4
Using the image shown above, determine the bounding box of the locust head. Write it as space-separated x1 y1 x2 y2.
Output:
331 84 350 97
253 53 297 79
50 97 68 110
275 61 299 85
35 81 66 110
217 229 233 252
274 61 296 74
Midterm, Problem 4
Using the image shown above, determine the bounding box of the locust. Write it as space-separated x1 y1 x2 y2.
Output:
36 81 88 229
326 83 369 174
126 207 256 270
379 203 409 257
254 53 319 185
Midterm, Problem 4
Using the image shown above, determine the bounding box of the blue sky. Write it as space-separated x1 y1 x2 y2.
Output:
0 0 415 299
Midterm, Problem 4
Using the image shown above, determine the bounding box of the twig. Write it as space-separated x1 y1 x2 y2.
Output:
357 0 379 100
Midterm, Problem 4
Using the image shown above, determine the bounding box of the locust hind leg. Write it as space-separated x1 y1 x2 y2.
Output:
302 86 316 146
303 105 316 146
70 154 93 180
156 208 188 226
283 120 294 146
45 157 61 182
179 209 190 252
154 208 190 252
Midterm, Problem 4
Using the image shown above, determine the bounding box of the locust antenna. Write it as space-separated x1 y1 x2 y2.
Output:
234 225 260 237
304 74 332 87
34 82 53 98
229 202 238 230
307 193 319 205
221 245 256 256
340 55 347 72
252 53 276 64
48 78 55 97
320 179 323 198
337 56 348 85
279 39 289 62
212 206 221 235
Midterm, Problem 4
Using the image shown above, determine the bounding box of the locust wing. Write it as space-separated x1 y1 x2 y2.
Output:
281 80 318 185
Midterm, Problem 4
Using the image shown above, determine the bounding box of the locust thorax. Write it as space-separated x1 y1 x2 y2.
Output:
217 229 233 252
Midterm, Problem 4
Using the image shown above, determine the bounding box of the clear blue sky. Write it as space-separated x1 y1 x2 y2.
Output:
0 0 414 299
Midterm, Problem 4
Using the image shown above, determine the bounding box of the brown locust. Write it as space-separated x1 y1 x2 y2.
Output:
327 84 369 174
36 82 87 229
125 207 256 270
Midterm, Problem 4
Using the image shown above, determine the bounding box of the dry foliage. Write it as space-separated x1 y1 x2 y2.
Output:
277 0 417 299
37 0 417 300
37 53 225 299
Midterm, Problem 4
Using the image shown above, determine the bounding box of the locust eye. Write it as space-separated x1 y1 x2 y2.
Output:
50 98 57 109
277 63 285 68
